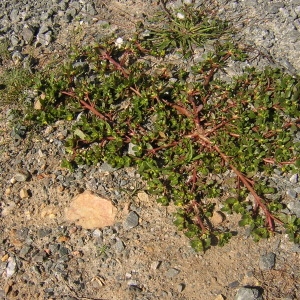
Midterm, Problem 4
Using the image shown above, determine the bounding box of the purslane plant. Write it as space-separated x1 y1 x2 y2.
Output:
25 4 300 252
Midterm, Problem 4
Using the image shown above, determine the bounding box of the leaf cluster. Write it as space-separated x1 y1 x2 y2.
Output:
25 4 300 252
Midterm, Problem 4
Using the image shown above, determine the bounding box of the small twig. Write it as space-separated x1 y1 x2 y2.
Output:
98 48 130 78
204 116 239 137
61 91 110 122
191 201 208 233
79 99 110 122
161 98 193 118
147 141 179 155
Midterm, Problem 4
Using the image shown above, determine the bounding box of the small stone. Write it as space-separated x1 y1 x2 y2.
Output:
19 245 31 258
34 98 42 110
286 189 297 199
211 211 225 225
36 31 52 47
16 227 29 241
151 261 161 270
10 9 19 22
59 246 69 257
38 228 52 238
57 236 70 243
19 188 29 199
38 24 49 34
93 229 102 238
6 257 17 278
115 239 125 252
65 191 117 229
32 253 46 263
259 252 276 270
287 201 300 217
177 283 185 292
5 188 11 196
166 268 180 278
228 281 240 288
137 191 149 203
214 295 225 300
12 51 23 65
15 171 30 182
235 287 263 300
128 143 138 156
22 26 34 44
123 211 139 230
290 174 298 184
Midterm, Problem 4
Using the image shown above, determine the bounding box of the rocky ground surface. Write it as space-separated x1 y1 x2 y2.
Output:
0 1 300 299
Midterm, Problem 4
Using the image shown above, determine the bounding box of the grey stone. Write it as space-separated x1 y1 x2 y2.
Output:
115 238 125 252
166 268 180 278
12 50 23 64
22 26 34 44
32 253 46 263
38 228 52 238
15 171 30 182
287 201 300 217
151 261 161 270
6 256 17 278
36 31 52 47
177 283 185 292
19 245 32 257
128 143 138 156
259 252 276 270
15 227 29 241
40 12 50 21
86 3 97 15
235 287 263 300
59 246 69 257
228 280 240 288
286 189 298 199
290 174 298 184
99 162 116 172
124 211 139 230
268 3 285 14
10 9 19 22
93 229 102 238
49 243 60 254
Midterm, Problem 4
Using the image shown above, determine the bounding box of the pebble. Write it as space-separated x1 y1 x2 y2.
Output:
114 238 125 252
235 287 263 300
19 188 29 199
151 261 161 270
166 268 180 278
286 189 298 199
177 283 185 292
37 228 52 238
14 171 30 182
228 280 240 288
6 257 17 278
259 252 276 270
19 245 31 258
123 211 139 230
289 174 298 184
287 201 300 217
211 211 225 225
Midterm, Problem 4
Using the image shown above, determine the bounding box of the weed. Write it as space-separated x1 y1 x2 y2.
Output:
23 4 300 252
0 67 34 104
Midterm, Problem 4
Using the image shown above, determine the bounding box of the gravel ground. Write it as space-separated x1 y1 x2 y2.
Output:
0 1 300 300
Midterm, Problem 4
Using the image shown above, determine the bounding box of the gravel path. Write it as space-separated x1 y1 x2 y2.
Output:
0 1 299 300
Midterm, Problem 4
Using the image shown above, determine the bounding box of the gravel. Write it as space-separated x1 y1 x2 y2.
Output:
0 0 300 299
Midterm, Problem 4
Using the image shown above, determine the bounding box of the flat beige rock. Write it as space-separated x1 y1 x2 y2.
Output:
65 191 117 229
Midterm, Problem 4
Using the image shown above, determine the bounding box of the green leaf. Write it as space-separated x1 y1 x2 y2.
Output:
74 128 86 139
190 238 204 252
